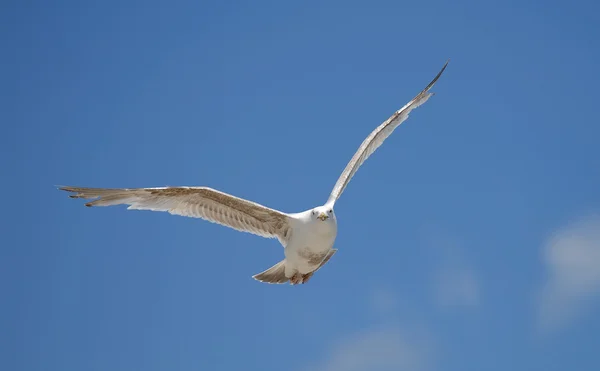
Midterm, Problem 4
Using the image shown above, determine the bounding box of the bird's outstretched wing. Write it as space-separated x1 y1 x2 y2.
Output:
327 60 449 205
60 186 292 243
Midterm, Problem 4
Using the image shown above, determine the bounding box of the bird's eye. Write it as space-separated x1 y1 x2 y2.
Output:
329 210 332 213
312 211 315 215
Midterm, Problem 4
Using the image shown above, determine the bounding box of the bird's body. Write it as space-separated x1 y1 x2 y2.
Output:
60 60 449 285
282 207 338 283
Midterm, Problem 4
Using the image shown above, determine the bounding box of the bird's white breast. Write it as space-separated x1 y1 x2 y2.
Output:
285 211 338 274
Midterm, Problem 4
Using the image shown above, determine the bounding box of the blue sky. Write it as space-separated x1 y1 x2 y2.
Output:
3 0 600 370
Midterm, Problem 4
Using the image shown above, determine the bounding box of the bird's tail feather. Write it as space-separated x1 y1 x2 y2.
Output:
253 259 288 284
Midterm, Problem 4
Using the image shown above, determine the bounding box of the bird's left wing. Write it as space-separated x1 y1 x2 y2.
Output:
327 60 449 205
60 186 292 243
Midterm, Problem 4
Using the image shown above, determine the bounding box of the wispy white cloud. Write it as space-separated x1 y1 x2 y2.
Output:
304 290 433 371
418 225 481 309
538 216 600 331
308 325 430 371
370 287 399 315
434 268 480 308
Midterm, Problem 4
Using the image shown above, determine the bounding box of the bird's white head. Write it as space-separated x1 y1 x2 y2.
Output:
311 206 336 222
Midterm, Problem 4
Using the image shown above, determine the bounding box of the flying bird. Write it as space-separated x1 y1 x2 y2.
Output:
60 60 449 285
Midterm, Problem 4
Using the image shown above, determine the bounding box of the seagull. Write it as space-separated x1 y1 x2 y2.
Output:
60 60 448 285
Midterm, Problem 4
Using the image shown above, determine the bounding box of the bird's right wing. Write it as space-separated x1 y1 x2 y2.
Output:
60 186 292 244
327 60 448 205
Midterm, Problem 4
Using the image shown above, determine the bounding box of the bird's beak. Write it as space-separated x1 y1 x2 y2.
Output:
317 213 329 221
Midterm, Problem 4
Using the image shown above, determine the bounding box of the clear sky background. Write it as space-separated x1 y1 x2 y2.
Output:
3 1 600 370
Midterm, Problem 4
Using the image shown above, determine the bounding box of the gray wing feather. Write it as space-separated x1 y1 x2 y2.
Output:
327 60 449 204
60 186 292 244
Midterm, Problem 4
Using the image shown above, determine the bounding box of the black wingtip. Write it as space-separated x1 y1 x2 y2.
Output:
426 59 450 91
411 59 449 100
